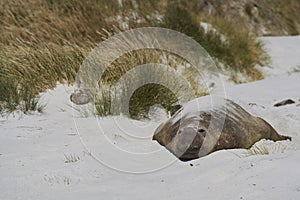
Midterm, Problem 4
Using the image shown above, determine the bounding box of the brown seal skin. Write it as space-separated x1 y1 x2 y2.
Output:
153 99 291 161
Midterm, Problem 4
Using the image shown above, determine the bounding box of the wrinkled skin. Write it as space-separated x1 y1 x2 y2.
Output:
153 99 291 161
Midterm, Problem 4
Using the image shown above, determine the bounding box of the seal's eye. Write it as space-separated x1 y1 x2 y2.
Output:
178 130 182 135
197 129 206 136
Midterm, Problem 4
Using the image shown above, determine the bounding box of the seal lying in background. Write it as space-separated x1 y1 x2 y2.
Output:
153 97 291 161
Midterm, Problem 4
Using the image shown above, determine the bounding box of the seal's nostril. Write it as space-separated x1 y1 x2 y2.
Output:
197 129 206 137
198 129 205 133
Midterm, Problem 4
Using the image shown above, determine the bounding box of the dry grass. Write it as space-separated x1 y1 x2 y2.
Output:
161 4 267 82
0 43 86 89
246 140 289 156
208 17 268 81
0 0 271 116
0 43 86 114
0 0 162 47
173 0 300 36
247 144 270 156
0 0 118 47
262 0 300 36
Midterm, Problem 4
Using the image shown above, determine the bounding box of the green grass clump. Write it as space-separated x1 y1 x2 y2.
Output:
64 154 80 163
94 48 207 119
0 72 19 114
0 71 45 115
94 83 179 119
128 84 178 119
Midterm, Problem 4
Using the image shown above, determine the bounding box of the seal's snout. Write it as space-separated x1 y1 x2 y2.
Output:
174 127 205 158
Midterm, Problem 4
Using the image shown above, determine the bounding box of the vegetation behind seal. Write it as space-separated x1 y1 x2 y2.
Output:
1 0 297 116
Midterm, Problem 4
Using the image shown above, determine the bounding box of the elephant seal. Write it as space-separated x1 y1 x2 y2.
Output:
153 97 291 161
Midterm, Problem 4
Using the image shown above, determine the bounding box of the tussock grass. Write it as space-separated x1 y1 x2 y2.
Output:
0 0 163 115
0 44 86 89
0 0 118 47
161 4 267 82
208 17 268 81
262 0 300 36
171 0 300 36
95 48 208 119
0 43 86 114
0 67 45 115
0 0 161 47
0 0 269 116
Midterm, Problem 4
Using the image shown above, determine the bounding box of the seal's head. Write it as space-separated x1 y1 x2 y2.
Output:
153 111 212 161
153 96 228 161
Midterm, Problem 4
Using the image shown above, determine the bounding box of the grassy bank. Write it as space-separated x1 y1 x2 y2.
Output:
0 0 268 117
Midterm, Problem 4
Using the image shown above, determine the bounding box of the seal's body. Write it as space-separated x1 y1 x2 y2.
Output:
153 97 291 161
